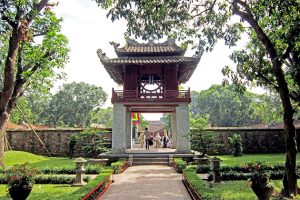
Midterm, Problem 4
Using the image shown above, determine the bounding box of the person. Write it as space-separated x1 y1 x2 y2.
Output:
163 129 168 148
144 127 150 150
139 131 145 149
153 132 161 148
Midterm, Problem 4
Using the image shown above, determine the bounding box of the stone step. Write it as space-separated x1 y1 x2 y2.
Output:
132 157 169 166
133 161 168 165
133 156 169 160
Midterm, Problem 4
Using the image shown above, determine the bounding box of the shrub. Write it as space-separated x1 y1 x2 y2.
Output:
174 158 187 173
5 164 38 190
197 165 211 173
111 159 127 174
34 174 75 184
183 167 220 200
228 133 243 157
0 174 93 184
207 170 287 181
37 164 102 174
69 129 111 158
69 173 112 200
190 129 223 156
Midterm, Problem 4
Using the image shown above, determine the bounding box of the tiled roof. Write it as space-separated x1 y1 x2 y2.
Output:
116 45 183 53
110 39 185 55
100 56 199 65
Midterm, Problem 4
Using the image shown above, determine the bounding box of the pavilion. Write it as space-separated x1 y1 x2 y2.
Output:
97 38 202 154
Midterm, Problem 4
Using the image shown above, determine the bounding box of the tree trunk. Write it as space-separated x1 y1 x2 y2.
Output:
273 60 298 197
0 113 9 167
0 28 22 166
232 2 298 195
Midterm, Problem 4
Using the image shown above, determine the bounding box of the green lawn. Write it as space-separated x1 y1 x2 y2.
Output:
212 180 300 200
0 184 79 200
217 153 300 166
0 173 112 200
3 151 75 168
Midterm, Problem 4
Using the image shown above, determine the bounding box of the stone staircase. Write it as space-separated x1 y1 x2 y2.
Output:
131 154 172 166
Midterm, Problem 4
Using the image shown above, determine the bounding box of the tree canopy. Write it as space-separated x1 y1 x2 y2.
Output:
0 0 69 166
191 85 283 127
44 82 107 127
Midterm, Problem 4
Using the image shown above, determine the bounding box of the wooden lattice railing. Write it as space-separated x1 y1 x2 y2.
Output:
112 88 191 103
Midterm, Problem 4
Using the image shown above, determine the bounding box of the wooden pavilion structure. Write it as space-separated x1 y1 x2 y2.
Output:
97 38 202 153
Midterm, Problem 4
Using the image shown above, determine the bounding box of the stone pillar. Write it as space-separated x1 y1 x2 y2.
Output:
125 110 132 149
112 103 126 153
175 103 191 153
171 111 177 149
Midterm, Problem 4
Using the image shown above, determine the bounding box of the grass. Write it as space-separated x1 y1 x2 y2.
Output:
217 153 300 166
0 184 78 200
3 151 76 168
0 173 112 200
212 180 300 200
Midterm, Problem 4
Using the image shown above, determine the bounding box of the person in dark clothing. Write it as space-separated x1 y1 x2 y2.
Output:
144 127 150 150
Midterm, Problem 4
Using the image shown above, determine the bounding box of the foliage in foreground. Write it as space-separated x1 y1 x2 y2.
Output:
183 166 219 200
69 129 111 158
111 159 127 174
174 158 187 173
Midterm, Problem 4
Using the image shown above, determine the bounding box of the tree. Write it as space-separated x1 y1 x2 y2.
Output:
0 1 69 166
91 107 113 128
190 116 220 157
191 85 283 127
10 96 34 124
251 92 283 124
191 84 260 127
97 0 299 195
44 82 107 127
160 113 171 131
9 90 51 125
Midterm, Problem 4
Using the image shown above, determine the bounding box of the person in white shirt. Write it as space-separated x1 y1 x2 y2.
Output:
153 133 161 148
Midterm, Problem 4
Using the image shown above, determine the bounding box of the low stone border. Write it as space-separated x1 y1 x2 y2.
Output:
182 173 202 200
82 173 113 200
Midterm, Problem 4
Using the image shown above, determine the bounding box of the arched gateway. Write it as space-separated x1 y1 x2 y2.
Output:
97 39 202 154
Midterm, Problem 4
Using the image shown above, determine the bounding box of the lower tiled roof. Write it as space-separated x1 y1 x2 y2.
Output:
101 56 199 65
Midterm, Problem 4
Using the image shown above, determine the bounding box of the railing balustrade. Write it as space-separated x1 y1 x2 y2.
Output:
112 88 191 103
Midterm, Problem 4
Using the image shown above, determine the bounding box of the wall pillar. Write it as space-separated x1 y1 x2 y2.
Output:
112 103 126 153
171 112 177 149
125 110 132 149
175 103 191 153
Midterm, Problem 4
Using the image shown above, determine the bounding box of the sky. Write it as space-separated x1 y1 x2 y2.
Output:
53 0 256 120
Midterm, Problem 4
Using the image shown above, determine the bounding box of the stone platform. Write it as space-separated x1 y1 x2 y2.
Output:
106 147 195 159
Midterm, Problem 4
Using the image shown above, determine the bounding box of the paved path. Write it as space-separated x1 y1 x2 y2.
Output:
99 165 191 200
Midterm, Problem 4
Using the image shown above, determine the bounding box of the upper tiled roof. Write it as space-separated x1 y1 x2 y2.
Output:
97 54 200 66
110 38 185 56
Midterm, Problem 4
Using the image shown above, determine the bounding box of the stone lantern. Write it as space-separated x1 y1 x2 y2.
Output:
210 157 222 183
72 157 87 186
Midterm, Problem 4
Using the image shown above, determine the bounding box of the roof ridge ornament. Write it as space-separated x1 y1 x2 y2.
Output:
96 49 109 62
109 41 120 49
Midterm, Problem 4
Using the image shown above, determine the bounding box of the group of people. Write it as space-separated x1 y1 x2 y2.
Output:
138 128 170 150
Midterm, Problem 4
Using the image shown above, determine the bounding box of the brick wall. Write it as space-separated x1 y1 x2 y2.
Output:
206 127 300 154
6 127 299 156
6 128 112 157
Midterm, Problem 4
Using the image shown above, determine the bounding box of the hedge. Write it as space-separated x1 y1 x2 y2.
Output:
64 173 112 200
174 158 187 173
183 167 220 200
111 159 128 174
0 164 103 175
0 174 93 184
